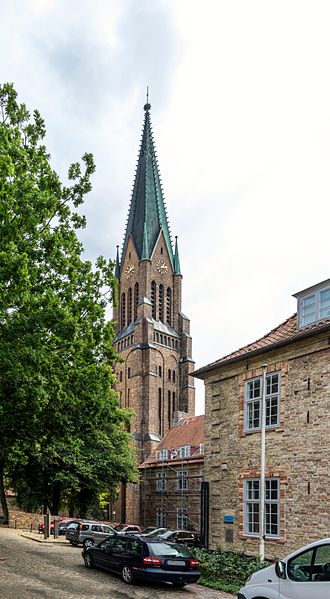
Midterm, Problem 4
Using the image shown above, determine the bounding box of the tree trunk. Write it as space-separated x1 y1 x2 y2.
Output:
0 463 9 525
50 482 61 516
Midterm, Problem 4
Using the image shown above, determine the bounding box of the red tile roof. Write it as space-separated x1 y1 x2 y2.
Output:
140 415 204 467
194 313 330 376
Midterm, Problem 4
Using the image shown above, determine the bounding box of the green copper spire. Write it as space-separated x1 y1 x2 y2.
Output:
141 220 149 260
115 245 120 279
122 102 174 266
174 236 181 275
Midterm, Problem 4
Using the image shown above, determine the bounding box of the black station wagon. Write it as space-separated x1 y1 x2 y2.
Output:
82 534 201 587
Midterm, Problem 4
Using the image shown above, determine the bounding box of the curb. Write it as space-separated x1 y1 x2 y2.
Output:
21 533 68 545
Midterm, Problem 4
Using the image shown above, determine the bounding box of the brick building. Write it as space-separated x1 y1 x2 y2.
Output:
194 279 330 559
139 415 204 530
113 102 195 523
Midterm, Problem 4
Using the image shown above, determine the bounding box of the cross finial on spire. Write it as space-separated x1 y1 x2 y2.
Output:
144 86 151 111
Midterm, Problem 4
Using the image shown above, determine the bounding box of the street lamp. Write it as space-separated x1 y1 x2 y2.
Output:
259 364 268 562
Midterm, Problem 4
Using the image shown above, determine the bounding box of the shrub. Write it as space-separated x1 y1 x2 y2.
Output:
192 548 269 587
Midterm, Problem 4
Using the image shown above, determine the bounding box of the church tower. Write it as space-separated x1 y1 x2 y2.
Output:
113 101 195 523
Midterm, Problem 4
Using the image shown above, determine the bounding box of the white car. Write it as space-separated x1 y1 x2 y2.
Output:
238 537 330 599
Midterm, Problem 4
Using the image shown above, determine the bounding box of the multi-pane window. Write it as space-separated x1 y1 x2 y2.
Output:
244 372 280 432
179 445 191 458
156 507 166 527
177 470 188 491
156 448 168 461
298 285 330 327
156 471 166 491
244 478 280 537
177 507 188 529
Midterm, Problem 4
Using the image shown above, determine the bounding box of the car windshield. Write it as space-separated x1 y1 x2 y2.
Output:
150 543 191 558
158 530 173 539
141 527 155 534
113 524 126 531
143 528 167 537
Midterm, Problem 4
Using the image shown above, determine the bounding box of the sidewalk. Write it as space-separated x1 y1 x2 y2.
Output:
20 529 68 544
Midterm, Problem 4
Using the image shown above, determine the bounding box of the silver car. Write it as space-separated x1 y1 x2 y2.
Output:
65 520 116 548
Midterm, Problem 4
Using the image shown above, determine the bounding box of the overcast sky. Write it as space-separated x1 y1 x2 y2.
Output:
2 0 330 413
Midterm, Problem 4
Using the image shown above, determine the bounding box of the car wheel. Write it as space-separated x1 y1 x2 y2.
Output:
84 553 94 569
121 565 134 584
172 582 186 588
83 538 94 548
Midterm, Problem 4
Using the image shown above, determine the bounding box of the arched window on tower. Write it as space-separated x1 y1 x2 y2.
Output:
159 284 164 322
168 390 171 427
158 388 162 435
121 292 126 329
128 287 132 324
151 281 156 319
166 288 172 325
134 283 139 320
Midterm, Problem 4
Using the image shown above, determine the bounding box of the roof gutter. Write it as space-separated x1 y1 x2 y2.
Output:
193 322 330 379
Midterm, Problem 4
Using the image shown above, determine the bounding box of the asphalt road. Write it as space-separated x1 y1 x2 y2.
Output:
0 527 234 599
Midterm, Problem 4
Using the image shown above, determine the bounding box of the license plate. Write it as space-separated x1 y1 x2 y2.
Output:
167 560 185 566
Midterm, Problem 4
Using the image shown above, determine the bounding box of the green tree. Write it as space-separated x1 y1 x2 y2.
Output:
0 83 137 522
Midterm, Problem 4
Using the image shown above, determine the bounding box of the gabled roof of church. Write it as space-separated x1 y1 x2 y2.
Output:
121 102 174 267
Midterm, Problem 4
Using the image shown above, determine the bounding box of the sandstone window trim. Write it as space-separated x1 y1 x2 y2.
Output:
244 371 281 432
243 477 280 539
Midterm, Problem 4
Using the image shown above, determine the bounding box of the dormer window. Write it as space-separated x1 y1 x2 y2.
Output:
156 448 168 461
179 445 191 458
295 280 330 328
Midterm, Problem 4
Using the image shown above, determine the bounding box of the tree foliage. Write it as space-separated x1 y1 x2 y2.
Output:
0 83 137 521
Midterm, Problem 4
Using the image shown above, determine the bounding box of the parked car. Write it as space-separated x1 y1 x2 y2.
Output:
37 517 63 534
57 519 76 535
140 527 168 538
65 520 116 547
238 537 330 599
156 530 200 547
82 534 201 587
113 523 142 534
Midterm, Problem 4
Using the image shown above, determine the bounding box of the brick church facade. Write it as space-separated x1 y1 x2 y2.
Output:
113 102 195 523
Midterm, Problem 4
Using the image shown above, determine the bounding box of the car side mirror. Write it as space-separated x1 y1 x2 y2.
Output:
275 560 286 579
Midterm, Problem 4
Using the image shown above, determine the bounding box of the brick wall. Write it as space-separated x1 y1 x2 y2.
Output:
204 330 330 559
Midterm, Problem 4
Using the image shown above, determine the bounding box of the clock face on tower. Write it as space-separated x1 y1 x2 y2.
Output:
156 259 168 274
124 263 135 279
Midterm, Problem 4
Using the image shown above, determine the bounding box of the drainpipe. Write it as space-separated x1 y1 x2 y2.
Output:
259 364 268 562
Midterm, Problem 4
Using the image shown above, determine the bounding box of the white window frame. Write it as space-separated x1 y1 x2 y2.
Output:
176 470 188 491
298 285 330 328
244 372 281 432
176 507 188 529
156 507 166 527
199 443 204 454
156 471 166 491
156 448 168 461
179 445 191 458
243 477 280 538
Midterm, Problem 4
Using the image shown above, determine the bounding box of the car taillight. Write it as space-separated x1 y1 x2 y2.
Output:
143 557 162 568
189 559 199 568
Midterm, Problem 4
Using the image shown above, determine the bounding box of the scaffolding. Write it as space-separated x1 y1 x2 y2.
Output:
140 446 204 532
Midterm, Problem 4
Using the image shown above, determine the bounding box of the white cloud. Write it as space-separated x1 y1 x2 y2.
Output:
1 0 330 414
